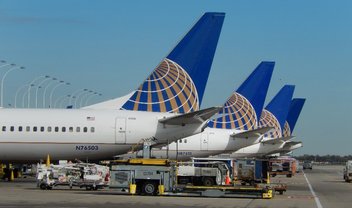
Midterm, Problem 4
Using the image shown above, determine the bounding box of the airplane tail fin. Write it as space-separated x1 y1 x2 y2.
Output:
208 61 274 130
259 85 295 138
283 98 306 136
121 12 225 113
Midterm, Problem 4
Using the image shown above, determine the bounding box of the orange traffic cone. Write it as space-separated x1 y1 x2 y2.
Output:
225 172 231 185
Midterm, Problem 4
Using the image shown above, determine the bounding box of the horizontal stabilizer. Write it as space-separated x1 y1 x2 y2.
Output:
280 136 295 141
285 141 302 145
231 126 273 138
282 141 303 152
261 138 285 145
159 106 222 125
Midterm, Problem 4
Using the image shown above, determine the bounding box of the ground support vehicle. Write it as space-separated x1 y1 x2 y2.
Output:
174 184 273 198
108 158 273 199
303 161 313 170
109 159 176 195
36 161 110 190
271 183 287 195
234 159 269 185
343 160 352 182
177 161 229 186
269 157 296 178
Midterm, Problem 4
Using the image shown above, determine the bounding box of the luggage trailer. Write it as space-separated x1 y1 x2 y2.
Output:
108 158 273 199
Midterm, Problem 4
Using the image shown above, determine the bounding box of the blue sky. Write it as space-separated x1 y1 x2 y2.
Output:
0 0 351 155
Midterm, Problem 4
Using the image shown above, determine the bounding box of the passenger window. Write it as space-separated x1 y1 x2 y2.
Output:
76 127 80 132
69 127 73 132
10 126 14 132
184 139 187 143
55 127 59 132
90 127 95 133
18 126 23 132
26 126 30 132
2 126 6 132
40 127 45 132
83 127 88 133
62 127 66 132
47 127 52 132
33 127 37 132
179 140 182 143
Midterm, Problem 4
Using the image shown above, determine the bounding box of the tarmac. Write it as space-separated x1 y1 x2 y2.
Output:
0 165 349 208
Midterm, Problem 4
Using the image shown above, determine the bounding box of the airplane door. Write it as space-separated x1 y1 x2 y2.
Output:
115 118 126 144
200 132 209 150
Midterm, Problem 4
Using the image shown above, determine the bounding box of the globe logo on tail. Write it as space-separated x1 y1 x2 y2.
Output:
283 121 291 137
208 93 257 130
121 58 199 113
259 110 282 138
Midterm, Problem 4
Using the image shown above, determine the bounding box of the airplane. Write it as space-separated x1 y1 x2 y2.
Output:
0 12 225 162
119 61 275 160
230 98 305 158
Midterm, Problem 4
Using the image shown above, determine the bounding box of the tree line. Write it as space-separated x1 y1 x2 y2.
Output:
295 154 352 164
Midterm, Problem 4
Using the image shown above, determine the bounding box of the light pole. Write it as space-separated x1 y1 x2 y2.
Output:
69 89 87 108
79 90 93 107
54 94 71 108
85 92 102 106
42 78 57 108
22 90 29 108
0 62 15 69
74 89 88 108
55 95 71 108
1 65 25 107
0 60 6 67
27 75 49 108
49 81 70 108
14 84 29 108
32 75 50 108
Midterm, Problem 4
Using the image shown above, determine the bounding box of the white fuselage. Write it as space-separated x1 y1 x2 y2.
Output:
0 108 204 162
122 127 261 160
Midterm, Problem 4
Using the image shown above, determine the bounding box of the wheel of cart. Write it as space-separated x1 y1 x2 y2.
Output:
39 182 47 190
202 177 215 186
39 182 52 190
141 181 158 196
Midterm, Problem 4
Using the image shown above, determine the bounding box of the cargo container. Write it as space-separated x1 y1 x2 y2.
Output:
235 159 269 185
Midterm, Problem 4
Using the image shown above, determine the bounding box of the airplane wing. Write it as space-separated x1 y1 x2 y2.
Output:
230 127 273 138
159 106 222 125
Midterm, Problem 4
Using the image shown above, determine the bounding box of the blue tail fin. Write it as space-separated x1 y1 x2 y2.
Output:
259 85 295 138
236 61 275 122
208 61 274 130
121 12 225 113
283 98 306 136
